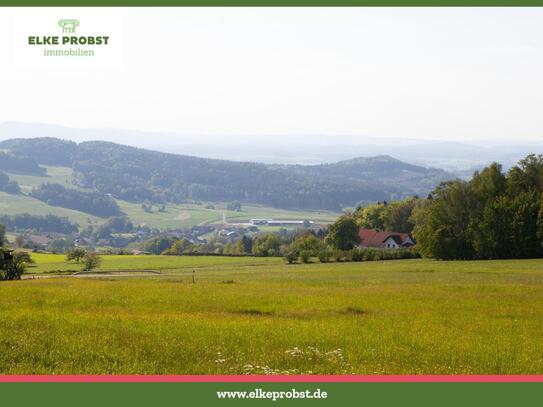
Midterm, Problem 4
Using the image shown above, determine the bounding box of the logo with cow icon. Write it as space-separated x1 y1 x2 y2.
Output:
58 19 80 34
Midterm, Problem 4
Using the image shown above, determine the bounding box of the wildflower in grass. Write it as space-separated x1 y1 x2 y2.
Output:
325 349 345 363
243 364 254 374
285 347 304 357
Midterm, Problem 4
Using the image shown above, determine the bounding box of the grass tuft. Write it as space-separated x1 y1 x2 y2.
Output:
221 280 236 284
237 308 275 316
343 306 368 315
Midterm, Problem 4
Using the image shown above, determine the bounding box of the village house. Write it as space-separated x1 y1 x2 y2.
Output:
358 228 415 249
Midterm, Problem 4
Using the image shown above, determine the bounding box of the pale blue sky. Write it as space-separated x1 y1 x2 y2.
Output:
1 7 542 142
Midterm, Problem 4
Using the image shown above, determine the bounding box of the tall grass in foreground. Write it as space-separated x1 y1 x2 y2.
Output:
0 258 542 374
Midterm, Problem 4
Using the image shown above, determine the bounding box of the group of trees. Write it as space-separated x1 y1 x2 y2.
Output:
141 237 178 255
226 201 242 211
0 250 35 280
143 233 295 257
94 217 134 239
141 203 166 213
413 155 543 260
141 212 420 264
353 198 419 233
0 152 45 175
0 214 78 234
0 137 77 166
66 247 102 271
47 238 76 254
325 215 360 250
0 171 21 194
0 223 35 280
0 232 100 280
30 183 123 217
71 141 393 210
283 225 418 264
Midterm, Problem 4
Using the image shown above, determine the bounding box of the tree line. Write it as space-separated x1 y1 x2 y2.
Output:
413 155 543 260
0 213 78 234
0 152 45 175
0 171 21 194
30 183 123 217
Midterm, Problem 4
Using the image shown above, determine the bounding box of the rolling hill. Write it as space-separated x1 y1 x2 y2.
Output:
0 137 453 212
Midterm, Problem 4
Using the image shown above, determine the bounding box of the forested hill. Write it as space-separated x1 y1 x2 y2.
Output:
280 155 447 195
0 137 453 210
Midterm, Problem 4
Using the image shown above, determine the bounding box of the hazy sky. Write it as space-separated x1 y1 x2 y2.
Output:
1 7 543 142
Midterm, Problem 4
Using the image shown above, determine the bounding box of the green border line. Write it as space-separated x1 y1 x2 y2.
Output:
1 0 543 6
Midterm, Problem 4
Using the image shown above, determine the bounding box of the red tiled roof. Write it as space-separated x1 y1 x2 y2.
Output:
358 228 414 248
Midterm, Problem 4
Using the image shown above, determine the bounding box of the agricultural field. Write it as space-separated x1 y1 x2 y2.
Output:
1 255 542 374
0 191 101 226
95 200 339 230
26 252 284 274
2 166 339 230
6 166 74 193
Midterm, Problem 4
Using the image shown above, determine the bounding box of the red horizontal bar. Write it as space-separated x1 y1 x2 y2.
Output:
0 375 542 382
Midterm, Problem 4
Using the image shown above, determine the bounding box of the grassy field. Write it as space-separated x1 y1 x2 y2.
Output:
115 201 339 229
3 166 103 228
0 191 101 226
26 253 284 274
2 167 339 230
7 166 74 193
1 256 542 374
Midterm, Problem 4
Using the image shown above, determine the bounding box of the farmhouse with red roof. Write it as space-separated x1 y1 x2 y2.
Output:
358 228 415 249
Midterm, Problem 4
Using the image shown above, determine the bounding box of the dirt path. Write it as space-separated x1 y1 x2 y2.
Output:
22 270 163 280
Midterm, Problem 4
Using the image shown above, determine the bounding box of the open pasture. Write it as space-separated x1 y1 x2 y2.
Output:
26 252 284 274
1 257 543 374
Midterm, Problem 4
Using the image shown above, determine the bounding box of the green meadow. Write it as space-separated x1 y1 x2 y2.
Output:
2 166 339 230
1 255 542 374
0 191 101 226
27 253 284 274
117 201 337 230
6 166 74 193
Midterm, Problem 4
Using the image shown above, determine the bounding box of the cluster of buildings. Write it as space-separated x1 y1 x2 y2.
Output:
250 219 314 227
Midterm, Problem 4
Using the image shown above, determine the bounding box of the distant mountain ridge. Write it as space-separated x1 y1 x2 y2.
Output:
0 137 454 211
2 122 541 171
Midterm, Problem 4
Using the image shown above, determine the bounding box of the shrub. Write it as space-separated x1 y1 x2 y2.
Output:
66 247 86 263
333 250 345 262
300 250 311 263
343 250 353 262
284 251 298 264
351 248 364 262
291 234 323 257
355 247 420 261
317 249 331 263
82 252 102 271
13 251 34 275
374 250 386 261
362 248 377 261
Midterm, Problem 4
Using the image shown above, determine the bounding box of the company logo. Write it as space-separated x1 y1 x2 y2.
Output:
58 19 80 34
13 9 122 69
27 19 110 57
